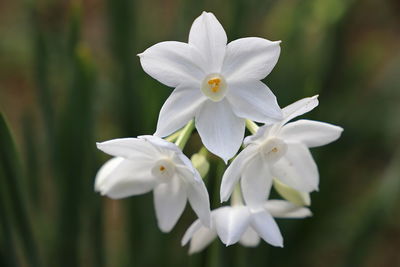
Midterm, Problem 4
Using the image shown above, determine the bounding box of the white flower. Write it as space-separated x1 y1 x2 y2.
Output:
181 200 312 254
139 11 282 162
95 135 211 232
220 95 343 205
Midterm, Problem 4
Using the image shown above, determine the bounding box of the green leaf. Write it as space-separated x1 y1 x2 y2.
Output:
0 113 41 267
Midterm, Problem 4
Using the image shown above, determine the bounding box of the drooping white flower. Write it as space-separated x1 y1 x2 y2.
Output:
181 200 312 254
220 95 343 205
95 135 211 232
139 11 282 162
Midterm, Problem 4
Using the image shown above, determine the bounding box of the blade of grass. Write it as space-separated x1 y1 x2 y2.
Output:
0 113 41 267
52 3 101 266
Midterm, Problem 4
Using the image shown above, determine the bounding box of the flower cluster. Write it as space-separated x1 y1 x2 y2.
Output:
95 11 343 253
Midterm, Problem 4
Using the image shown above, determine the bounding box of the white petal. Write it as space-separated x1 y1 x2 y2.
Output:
241 155 273 207
175 158 201 183
189 12 227 73
271 143 319 193
189 226 217 254
184 175 211 227
154 84 206 137
243 124 272 146
250 208 283 247
195 99 245 162
220 144 258 202
95 158 156 199
181 219 202 246
264 200 312 218
222 37 281 82
214 206 251 246
96 138 158 160
139 135 181 154
139 41 204 87
239 227 260 247
94 157 124 191
153 176 187 232
280 119 343 148
227 81 282 123
281 95 319 124
181 219 217 254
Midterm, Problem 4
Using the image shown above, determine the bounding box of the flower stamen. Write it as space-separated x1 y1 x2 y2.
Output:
151 159 175 181
201 74 227 102
259 138 287 163
208 78 221 93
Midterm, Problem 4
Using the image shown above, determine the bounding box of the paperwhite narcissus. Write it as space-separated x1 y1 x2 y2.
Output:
220 95 344 205
139 11 282 162
181 200 312 254
95 135 211 232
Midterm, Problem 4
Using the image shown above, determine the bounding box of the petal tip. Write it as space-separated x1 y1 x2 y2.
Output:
220 193 229 203
181 238 189 247
158 222 173 233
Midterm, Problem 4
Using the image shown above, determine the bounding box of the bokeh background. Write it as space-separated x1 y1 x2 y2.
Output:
1 0 400 266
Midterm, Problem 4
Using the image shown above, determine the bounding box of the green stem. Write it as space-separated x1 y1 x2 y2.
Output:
165 129 182 143
175 120 195 149
245 119 259 134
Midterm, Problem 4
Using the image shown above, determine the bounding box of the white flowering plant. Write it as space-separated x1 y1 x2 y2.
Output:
95 11 343 254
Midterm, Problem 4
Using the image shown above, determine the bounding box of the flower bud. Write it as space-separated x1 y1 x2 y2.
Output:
191 153 210 178
273 179 311 206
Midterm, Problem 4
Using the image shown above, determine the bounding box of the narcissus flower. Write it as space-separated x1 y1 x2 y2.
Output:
220 96 343 205
181 200 311 254
139 11 282 162
95 135 211 232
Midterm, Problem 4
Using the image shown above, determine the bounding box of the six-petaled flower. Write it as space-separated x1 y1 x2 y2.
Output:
139 11 283 162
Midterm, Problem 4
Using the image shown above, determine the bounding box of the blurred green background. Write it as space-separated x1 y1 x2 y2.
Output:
1 0 400 266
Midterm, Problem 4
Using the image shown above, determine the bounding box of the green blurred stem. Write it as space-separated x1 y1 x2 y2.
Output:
245 119 259 134
0 113 41 267
175 120 194 149
165 129 182 143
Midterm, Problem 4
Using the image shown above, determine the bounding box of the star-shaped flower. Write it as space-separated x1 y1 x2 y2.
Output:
181 200 311 254
95 135 211 232
139 11 282 162
220 96 343 205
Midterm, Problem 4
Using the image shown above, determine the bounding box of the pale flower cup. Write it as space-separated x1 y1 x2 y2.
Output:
139 11 283 162
95 135 211 232
220 95 344 206
181 200 312 254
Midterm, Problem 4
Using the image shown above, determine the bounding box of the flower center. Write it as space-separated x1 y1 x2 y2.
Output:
151 158 175 180
259 137 287 163
201 73 227 102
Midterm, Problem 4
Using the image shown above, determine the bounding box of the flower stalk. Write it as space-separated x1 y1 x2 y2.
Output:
165 129 183 143
175 120 195 150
